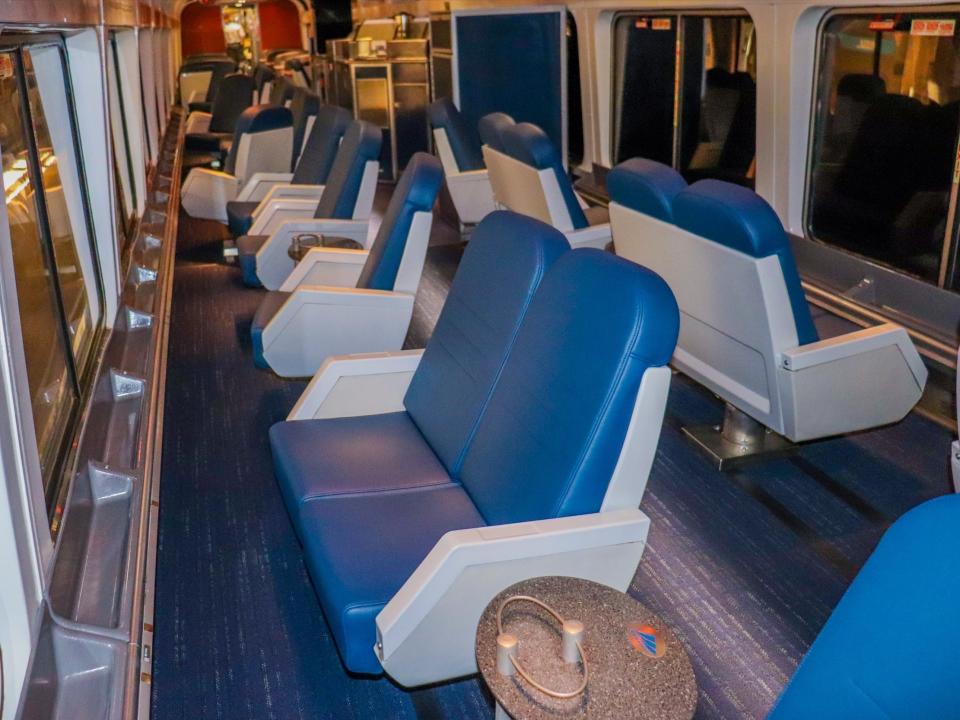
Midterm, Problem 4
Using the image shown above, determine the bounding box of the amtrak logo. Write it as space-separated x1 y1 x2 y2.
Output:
627 623 666 658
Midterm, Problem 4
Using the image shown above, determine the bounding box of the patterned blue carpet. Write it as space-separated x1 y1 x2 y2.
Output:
152 209 951 720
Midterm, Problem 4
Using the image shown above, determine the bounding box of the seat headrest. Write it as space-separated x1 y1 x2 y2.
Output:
404 211 569 474
459 249 679 525
234 105 293 136
209 73 256 133
673 180 819 345
357 153 443 291
500 122 588 230
269 78 295 105
478 112 515 152
313 120 383 219
427 97 484 171
607 158 687 223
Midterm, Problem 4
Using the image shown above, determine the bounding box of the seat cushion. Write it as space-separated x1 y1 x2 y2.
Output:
607 158 688 223
226 200 260 237
298 483 486 674
270 412 455 531
251 291 290 368
672 179 819 346
403 211 569 475
770 495 960 719
459 249 679 526
236 234 269 287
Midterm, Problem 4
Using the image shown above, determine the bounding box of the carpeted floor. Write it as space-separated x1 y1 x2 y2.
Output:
152 195 951 720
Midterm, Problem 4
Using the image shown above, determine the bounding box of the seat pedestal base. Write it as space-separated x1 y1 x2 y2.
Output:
683 404 797 470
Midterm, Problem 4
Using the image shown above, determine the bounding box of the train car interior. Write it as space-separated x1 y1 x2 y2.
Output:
0 1 957 719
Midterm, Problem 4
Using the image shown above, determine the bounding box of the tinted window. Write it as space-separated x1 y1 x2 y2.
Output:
808 13 960 284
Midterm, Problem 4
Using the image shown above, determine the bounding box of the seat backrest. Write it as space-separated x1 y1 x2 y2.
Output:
501 123 587 230
769 494 960 719
289 88 321 169
477 112 515 152
313 120 382 220
458 250 679 526
356 153 443 291
672 180 818 346
224 105 293 178
291 104 351 185
179 58 234 106
428 98 484 172
268 77 295 107
208 73 256 134
404 211 569 474
606 158 687 223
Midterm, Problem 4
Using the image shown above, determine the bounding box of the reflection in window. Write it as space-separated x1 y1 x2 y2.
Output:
107 33 137 255
808 14 960 284
22 47 98 375
0 51 77 494
612 14 757 187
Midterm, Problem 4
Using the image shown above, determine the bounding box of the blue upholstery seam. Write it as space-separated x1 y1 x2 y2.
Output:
550 295 645 517
297 479 459 505
452 242 548 476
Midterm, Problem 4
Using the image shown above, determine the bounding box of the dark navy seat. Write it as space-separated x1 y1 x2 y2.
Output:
672 179 818 345
237 120 382 287
607 158 688 223
501 122 589 230
270 213 681 674
226 104 351 237
270 212 569 516
289 88 321 169
427 98 484 171
249 152 443 369
252 63 276 101
185 73 256 153
477 112 515 152
770 494 960 719
268 76 295 107
180 57 235 109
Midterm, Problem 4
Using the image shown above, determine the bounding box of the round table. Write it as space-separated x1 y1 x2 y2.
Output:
287 234 363 262
476 577 698 720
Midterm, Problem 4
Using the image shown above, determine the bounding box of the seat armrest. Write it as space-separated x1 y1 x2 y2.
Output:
288 349 423 420
255 219 371 290
781 323 927 385
236 172 295 202
261 287 415 377
565 222 612 250
376 508 650 687
184 111 212 135
249 198 323 235
259 183 326 206
279 247 369 291
180 168 240 223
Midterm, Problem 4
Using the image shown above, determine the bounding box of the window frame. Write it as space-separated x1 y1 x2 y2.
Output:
0 33 107 520
108 31 139 245
803 5 960 290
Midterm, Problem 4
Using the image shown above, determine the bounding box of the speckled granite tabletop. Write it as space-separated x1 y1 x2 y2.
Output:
476 577 698 720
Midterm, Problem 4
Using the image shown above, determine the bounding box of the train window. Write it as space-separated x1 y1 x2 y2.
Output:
612 12 757 187
567 12 584 167
0 41 104 513
107 33 137 251
808 12 960 285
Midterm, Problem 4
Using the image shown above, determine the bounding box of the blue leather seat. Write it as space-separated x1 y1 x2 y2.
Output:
427 98 484 171
221 105 293 177
269 213 680 674
477 112 515 152
226 104 352 237
288 88 320 168
185 73 256 153
770 494 960 719
269 210 569 514
237 120 382 287
607 158 688 223
672 179 819 345
267 76 295 107
501 122 590 230
249 152 443 368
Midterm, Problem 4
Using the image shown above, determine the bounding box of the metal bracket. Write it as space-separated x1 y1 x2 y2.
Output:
109 369 145 401
683 403 797 470
142 234 162 250
123 307 154 331
134 265 158 285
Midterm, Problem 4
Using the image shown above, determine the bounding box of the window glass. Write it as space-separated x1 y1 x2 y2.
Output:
22 47 98 373
0 50 78 494
107 34 137 250
678 16 756 186
612 13 756 186
808 13 960 284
